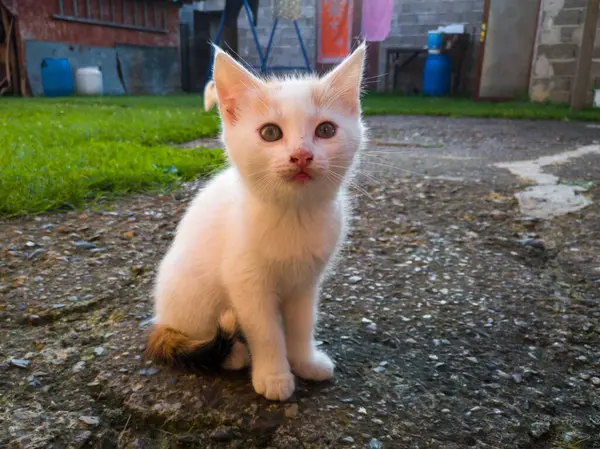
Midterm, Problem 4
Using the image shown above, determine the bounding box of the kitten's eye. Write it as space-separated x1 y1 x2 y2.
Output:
259 124 283 142
315 122 336 139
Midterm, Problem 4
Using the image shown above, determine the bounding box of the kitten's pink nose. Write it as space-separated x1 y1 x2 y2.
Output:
289 149 314 169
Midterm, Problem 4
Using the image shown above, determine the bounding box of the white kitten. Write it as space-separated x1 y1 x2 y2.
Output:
146 44 367 401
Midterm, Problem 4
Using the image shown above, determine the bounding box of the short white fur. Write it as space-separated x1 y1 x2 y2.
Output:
153 44 367 401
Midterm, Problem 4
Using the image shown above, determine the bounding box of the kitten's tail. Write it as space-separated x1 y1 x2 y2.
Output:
145 310 249 372
203 80 218 112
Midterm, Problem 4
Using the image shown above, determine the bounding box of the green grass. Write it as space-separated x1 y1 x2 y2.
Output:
2 93 598 217
0 95 225 217
362 93 600 121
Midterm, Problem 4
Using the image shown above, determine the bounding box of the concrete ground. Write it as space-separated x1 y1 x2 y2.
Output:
1 116 599 449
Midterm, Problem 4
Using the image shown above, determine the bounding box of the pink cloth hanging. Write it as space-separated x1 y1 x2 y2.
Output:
361 0 394 42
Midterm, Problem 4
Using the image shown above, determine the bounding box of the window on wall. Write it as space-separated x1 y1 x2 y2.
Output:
54 0 168 33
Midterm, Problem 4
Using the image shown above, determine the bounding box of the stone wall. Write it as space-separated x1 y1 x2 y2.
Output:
530 0 600 104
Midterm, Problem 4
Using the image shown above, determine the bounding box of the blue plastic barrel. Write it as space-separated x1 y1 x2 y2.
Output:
427 32 443 53
41 58 74 97
422 53 451 96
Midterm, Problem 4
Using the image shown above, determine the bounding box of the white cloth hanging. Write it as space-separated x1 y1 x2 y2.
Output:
273 0 301 20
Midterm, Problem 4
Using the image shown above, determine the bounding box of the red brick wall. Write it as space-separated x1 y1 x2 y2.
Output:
8 0 180 48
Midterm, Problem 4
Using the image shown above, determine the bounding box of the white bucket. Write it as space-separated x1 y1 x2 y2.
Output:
594 89 600 108
75 67 103 96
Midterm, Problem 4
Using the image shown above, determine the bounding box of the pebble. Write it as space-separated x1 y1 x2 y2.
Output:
366 323 377 332
210 427 235 442
73 431 93 447
284 403 299 418
372 418 384 425
348 276 362 284
79 415 100 426
340 436 355 444
27 248 45 260
73 241 97 249
10 359 30 369
19 314 46 326
521 239 545 250
139 367 160 376
529 421 551 439
369 438 383 449
591 377 600 386
94 347 105 356
73 361 86 373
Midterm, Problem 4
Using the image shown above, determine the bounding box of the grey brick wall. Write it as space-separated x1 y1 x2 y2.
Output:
530 0 600 104
237 0 316 72
377 0 485 92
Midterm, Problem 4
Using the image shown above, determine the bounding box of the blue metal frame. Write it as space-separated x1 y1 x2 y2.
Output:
204 0 313 88
263 18 312 74
204 0 265 87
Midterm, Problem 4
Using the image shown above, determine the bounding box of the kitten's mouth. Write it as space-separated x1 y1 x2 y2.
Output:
291 171 312 182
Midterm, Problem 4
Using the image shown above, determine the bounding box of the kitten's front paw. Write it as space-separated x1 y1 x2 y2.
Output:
291 350 335 381
252 371 295 401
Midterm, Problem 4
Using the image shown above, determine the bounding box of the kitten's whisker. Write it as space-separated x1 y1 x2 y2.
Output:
354 170 388 187
357 160 426 178
362 73 388 82
324 170 374 202
361 150 416 154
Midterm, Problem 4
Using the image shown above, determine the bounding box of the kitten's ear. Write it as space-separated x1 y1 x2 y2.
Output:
321 42 366 113
212 47 263 124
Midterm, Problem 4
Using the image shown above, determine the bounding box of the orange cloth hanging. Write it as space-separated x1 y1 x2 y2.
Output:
317 0 353 64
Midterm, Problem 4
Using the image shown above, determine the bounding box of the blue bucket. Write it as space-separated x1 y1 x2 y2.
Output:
422 53 451 97
427 32 443 53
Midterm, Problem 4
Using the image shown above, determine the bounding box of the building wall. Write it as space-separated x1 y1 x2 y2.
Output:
8 0 180 49
236 1 316 71
377 0 485 92
530 0 600 104
187 0 484 90
4 0 183 96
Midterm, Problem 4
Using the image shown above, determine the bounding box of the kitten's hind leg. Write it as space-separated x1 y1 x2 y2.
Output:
283 286 335 382
218 309 250 370
222 340 250 370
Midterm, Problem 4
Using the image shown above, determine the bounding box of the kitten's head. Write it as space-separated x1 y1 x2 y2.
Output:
212 44 366 205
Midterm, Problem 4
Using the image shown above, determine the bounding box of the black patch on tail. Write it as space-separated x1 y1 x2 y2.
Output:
173 328 239 373
149 326 245 374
